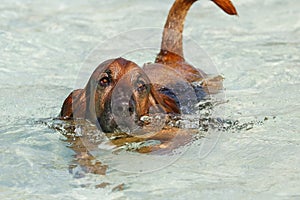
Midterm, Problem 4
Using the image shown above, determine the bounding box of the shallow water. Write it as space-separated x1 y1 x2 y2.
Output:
1 0 299 199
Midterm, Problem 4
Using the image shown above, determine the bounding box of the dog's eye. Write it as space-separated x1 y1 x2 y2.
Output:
136 80 148 93
99 77 110 87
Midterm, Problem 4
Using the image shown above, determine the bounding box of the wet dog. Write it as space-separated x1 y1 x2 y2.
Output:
60 58 180 133
59 0 237 135
58 0 238 177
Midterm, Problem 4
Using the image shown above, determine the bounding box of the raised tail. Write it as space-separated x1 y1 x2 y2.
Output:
155 0 237 67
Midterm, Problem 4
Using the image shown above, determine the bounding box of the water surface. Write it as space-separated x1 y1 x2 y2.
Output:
1 0 299 199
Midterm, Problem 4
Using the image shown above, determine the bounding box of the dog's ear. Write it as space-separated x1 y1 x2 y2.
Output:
157 92 180 114
60 89 86 119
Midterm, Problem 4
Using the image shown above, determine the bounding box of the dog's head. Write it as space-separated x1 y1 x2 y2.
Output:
63 57 179 133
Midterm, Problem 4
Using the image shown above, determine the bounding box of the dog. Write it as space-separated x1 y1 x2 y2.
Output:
59 0 237 136
58 0 237 177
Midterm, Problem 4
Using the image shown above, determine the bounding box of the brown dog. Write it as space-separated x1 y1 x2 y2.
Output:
60 0 237 134
59 0 237 177
60 58 179 132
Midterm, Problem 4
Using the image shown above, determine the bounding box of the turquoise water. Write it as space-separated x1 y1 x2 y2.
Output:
1 0 299 199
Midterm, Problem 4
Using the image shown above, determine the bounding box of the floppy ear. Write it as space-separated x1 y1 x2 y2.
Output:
155 91 180 114
146 84 180 115
144 62 204 114
60 89 86 119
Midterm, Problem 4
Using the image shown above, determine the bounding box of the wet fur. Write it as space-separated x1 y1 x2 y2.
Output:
59 0 238 171
60 0 237 132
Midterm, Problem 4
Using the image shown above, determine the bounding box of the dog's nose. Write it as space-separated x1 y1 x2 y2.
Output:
110 76 139 133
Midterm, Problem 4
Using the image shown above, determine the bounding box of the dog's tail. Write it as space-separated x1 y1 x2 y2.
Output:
156 0 237 62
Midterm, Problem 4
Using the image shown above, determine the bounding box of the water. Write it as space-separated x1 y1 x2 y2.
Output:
1 0 299 199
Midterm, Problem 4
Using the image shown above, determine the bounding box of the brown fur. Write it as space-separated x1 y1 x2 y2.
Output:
60 0 237 165
60 58 179 132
